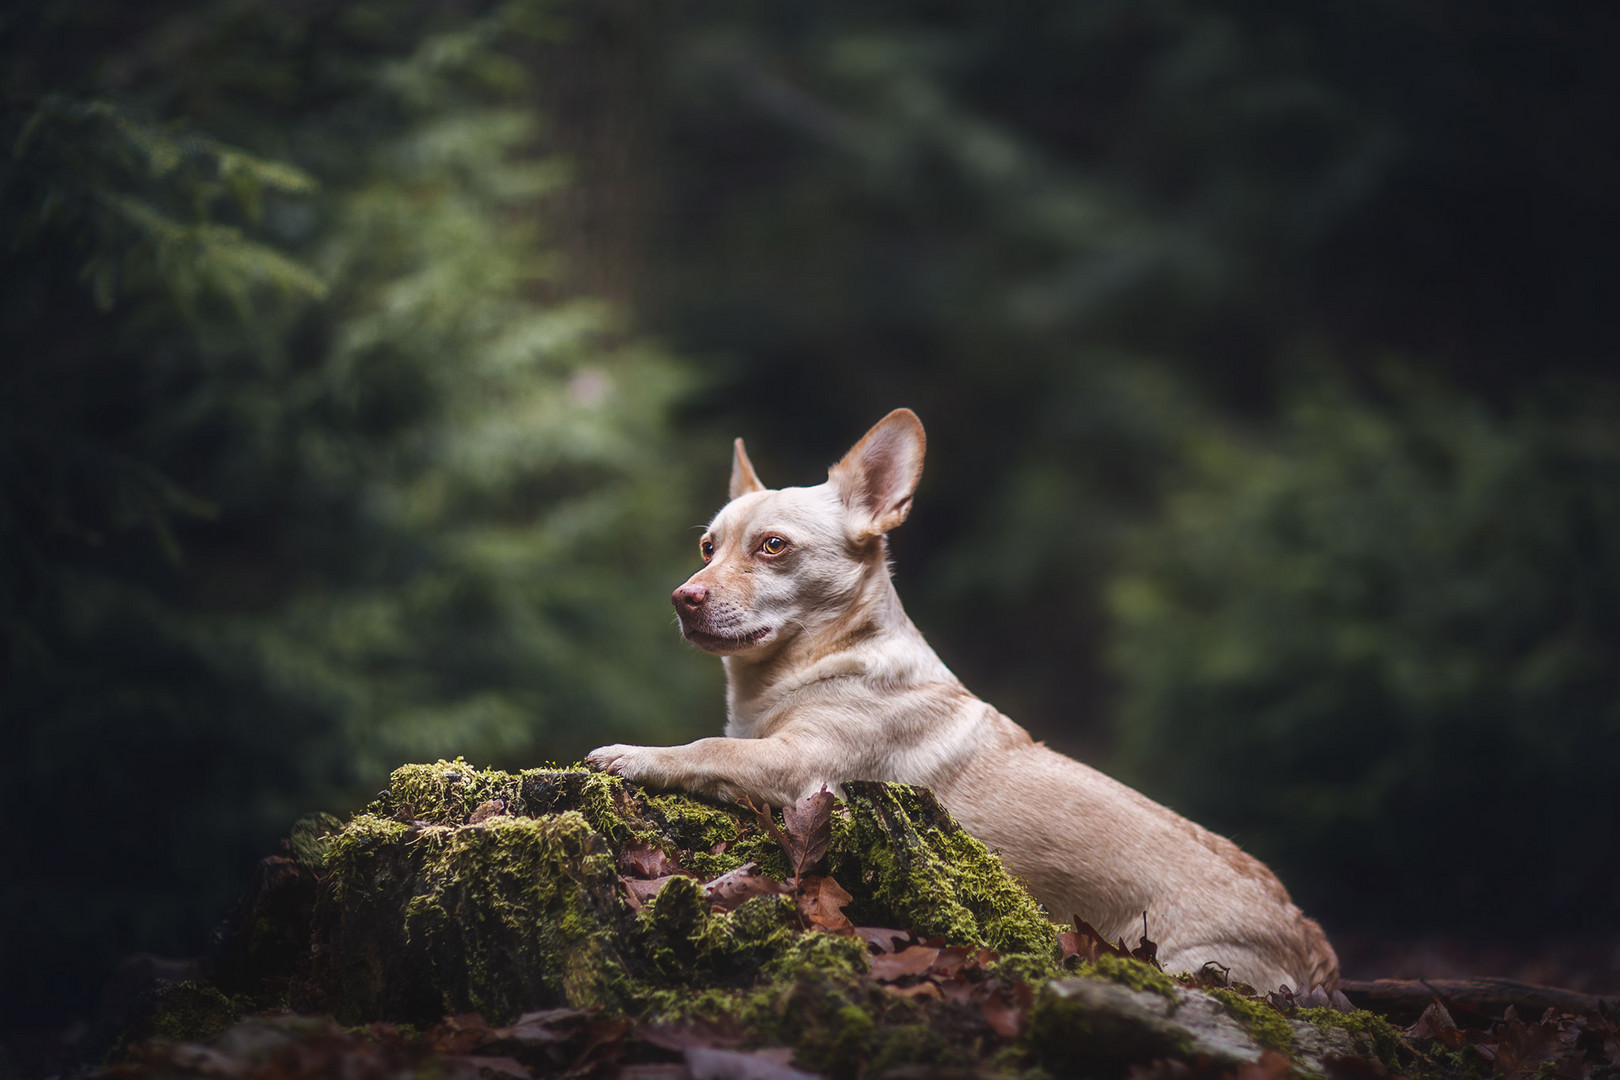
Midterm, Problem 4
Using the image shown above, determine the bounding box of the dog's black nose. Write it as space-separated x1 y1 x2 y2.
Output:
672 583 708 610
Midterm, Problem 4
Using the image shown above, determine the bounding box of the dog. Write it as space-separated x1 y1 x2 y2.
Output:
587 408 1339 992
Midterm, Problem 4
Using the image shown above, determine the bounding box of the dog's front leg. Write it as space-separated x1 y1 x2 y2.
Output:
584 735 827 807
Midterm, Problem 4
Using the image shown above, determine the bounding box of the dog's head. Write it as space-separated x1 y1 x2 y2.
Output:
671 408 926 656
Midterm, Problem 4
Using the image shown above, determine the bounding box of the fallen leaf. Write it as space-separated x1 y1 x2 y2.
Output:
927 946 978 980
431 1013 496 1054
623 875 687 910
780 787 837 881
1587 1009 1620 1066
1490 1012 1566 1080
1133 913 1161 967
1235 1049 1299 1080
494 1008 591 1043
637 1016 753 1051
936 976 979 1004
797 874 854 931
705 862 789 911
981 982 1035 1039
742 798 791 857
621 839 684 879
1062 916 1131 964
866 944 941 981
1185 962 1233 989
572 1015 635 1074
467 799 508 825
1407 1000 1465 1049
854 926 914 953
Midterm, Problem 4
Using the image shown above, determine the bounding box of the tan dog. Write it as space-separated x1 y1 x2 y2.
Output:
587 408 1339 992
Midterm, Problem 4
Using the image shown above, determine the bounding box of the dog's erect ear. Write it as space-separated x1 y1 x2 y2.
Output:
730 437 766 499
829 408 926 535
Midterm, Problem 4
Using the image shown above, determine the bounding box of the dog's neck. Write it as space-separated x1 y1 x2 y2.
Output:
720 555 954 736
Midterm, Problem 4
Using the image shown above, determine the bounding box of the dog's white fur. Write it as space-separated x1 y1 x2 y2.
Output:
587 408 1339 992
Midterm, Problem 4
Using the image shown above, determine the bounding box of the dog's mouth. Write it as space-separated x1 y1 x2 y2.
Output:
681 623 773 654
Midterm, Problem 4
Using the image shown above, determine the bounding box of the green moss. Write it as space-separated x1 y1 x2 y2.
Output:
142 983 239 1045
1022 978 1195 1074
1208 988 1296 1052
760 929 871 984
316 807 632 1023
989 950 1069 987
287 812 345 870
372 758 520 824
1295 1006 1408 1068
629 926 885 1079
544 769 644 848
836 781 1056 955
639 791 743 875
638 789 792 879
1078 954 1180 999
770 981 880 1078
865 1022 970 1076
322 813 414 901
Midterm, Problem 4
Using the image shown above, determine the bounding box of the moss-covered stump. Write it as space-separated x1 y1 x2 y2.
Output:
280 760 1054 1029
105 759 1614 1080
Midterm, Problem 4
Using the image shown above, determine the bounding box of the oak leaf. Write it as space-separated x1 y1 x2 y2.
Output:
797 873 854 931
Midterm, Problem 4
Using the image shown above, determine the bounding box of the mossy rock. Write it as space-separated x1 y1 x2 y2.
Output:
273 760 1054 1027
1029 979 1405 1078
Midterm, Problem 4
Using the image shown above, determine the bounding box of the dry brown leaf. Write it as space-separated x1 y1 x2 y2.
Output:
866 944 941 981
1490 1012 1572 1080
1407 1000 1465 1049
493 1007 591 1043
981 983 1034 1039
927 946 979 980
622 875 686 911
797 873 854 931
704 862 789 912
1061 915 1130 964
466 799 508 825
780 787 837 881
1235 1049 1299 1080
620 839 683 879
854 926 914 953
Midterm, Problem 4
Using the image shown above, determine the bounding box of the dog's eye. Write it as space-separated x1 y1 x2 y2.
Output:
760 536 787 556
700 539 715 562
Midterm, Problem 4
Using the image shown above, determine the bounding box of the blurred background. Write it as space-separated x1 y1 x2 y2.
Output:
4 0 1619 1042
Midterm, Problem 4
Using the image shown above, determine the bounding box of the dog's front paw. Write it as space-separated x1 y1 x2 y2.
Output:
585 743 649 779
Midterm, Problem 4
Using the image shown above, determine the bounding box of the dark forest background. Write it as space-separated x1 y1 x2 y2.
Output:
4 0 1619 1038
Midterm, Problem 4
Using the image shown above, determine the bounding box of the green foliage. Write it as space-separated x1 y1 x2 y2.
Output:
1 0 711 1022
1107 372 1620 925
